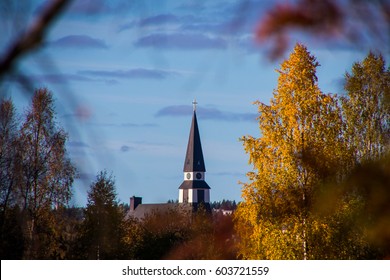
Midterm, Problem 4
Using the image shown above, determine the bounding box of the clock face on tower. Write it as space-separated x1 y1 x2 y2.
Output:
186 173 191 179
196 172 202 180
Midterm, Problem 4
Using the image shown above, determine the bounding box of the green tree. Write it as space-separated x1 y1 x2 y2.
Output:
18 88 75 259
234 44 346 259
342 52 390 164
313 52 390 259
341 52 390 258
77 171 125 259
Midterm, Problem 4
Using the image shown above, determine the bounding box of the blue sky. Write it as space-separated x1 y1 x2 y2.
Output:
1 0 387 206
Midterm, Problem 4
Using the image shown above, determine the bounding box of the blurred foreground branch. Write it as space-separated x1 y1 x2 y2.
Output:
257 0 390 59
0 0 70 79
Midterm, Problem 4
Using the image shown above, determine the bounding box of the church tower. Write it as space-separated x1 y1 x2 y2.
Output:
178 100 211 210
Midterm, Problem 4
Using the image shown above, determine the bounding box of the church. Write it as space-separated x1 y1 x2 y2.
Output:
128 100 211 219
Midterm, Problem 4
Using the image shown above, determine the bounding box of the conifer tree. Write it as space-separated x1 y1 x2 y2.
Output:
78 171 125 259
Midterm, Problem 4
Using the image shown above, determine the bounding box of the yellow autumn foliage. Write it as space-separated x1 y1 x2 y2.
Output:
235 44 346 259
235 45 390 260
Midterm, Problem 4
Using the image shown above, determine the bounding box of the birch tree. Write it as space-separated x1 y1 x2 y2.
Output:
234 44 345 259
0 99 18 219
19 88 75 258
342 52 390 164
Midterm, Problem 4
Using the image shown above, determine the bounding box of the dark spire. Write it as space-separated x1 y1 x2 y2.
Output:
183 107 206 172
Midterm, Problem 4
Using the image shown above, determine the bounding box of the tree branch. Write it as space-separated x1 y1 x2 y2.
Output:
0 0 71 79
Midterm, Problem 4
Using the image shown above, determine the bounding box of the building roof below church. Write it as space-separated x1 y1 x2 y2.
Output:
126 203 193 220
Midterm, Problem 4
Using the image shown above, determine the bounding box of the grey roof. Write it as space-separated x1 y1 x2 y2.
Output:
179 180 211 190
183 111 206 172
126 203 193 220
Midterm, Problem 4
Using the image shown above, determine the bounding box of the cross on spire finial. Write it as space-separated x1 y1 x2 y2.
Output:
192 99 198 112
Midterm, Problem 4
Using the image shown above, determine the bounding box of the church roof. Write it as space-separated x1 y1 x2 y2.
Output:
179 180 211 190
183 110 206 172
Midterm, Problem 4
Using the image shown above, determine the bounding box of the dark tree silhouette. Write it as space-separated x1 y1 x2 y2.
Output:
18 88 75 258
76 171 125 259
